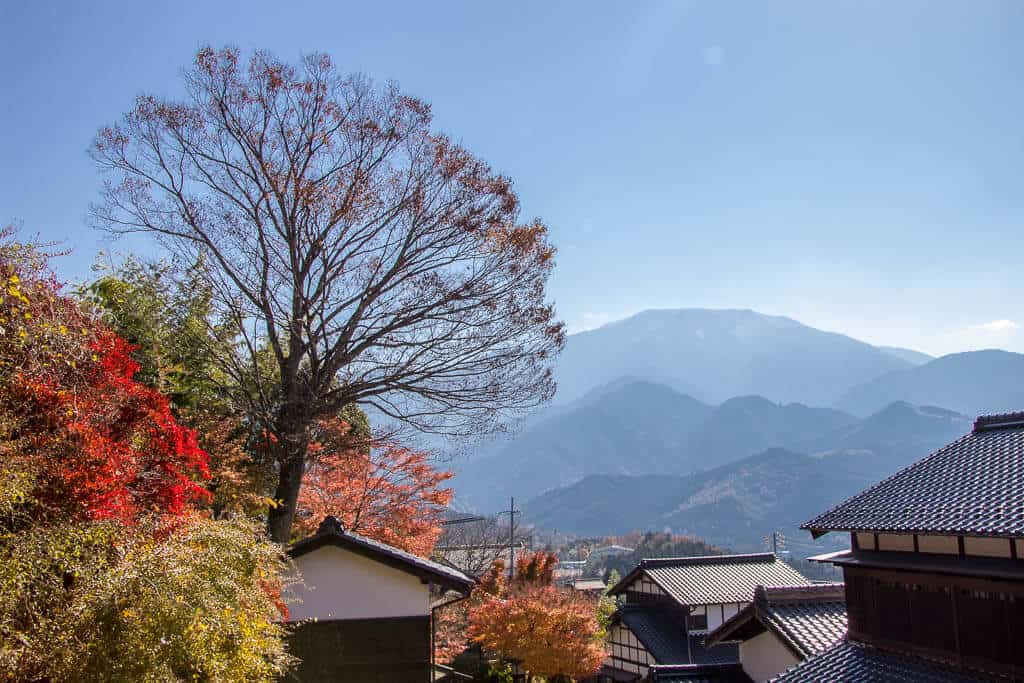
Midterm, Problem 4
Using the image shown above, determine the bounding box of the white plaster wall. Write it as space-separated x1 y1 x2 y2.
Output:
286 545 430 622
702 602 746 633
706 603 724 632
723 602 739 621
740 630 800 683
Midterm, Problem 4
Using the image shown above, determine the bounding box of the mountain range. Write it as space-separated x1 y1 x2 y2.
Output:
522 402 971 552
451 308 1024 550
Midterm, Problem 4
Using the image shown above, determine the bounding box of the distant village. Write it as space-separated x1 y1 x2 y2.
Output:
286 410 1024 682
274 409 1024 679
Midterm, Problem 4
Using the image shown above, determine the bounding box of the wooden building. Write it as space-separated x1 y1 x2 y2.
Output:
775 410 1024 681
601 553 811 680
284 516 474 682
704 583 846 682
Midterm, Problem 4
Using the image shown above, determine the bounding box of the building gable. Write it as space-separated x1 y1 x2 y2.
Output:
287 544 432 622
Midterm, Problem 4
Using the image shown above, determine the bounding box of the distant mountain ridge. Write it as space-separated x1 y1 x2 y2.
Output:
837 350 1024 417
523 399 972 552
555 309 914 406
878 346 934 366
453 379 947 512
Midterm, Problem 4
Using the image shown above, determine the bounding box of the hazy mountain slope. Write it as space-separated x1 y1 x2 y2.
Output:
796 401 970 458
684 396 856 467
556 309 912 406
455 383 859 511
837 350 1024 417
453 380 713 510
878 345 934 366
522 449 855 549
523 403 972 551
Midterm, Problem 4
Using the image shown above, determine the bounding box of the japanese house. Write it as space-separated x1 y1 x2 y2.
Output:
775 411 1024 681
704 583 846 682
601 553 812 680
284 516 474 682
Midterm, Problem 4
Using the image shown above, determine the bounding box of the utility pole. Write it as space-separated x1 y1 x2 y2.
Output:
507 496 518 579
494 496 521 578
764 530 786 556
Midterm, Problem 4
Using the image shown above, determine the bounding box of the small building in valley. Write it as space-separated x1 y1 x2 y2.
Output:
601 553 812 680
590 544 636 560
776 410 1024 681
704 583 846 682
284 516 474 682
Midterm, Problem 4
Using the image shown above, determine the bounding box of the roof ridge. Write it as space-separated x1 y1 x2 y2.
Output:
640 552 775 568
973 411 1024 432
757 583 845 604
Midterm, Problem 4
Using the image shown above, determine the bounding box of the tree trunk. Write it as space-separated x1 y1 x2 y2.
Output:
267 453 305 543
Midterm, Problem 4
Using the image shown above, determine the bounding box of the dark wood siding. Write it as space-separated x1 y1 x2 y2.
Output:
843 566 1024 678
286 616 430 682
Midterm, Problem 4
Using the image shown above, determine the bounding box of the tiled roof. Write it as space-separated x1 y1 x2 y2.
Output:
648 663 752 682
616 606 739 665
289 516 474 593
803 412 1024 538
771 639 986 682
706 584 846 659
617 605 690 663
610 553 813 606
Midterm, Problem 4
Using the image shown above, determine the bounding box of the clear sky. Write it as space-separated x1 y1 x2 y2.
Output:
3 1 1023 357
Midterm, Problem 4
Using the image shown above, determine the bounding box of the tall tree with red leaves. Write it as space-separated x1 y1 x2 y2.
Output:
296 417 452 555
0 228 291 681
0 238 210 524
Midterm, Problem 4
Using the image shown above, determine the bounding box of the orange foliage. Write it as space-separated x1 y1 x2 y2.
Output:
465 552 607 680
296 418 452 556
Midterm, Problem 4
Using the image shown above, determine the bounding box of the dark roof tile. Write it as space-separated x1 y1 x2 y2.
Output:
706 584 846 658
611 553 813 606
616 606 739 665
771 639 986 682
803 414 1024 537
757 584 847 658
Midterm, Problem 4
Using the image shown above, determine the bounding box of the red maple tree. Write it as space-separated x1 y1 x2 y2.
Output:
0 236 210 524
295 418 453 556
460 552 607 680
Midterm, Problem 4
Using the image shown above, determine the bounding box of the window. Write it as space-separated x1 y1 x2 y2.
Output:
687 611 707 630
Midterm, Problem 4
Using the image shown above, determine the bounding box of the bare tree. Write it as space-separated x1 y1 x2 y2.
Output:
435 514 532 578
90 47 564 541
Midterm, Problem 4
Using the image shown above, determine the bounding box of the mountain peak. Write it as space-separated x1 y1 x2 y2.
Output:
558 308 912 406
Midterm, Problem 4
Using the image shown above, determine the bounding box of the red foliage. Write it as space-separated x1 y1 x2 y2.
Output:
296 418 452 556
0 254 210 523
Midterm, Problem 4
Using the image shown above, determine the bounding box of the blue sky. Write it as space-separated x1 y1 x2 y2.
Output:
3 1 1023 356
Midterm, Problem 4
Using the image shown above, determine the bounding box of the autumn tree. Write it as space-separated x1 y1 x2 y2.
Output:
83 259 275 516
0 228 291 681
91 46 565 541
465 552 607 681
295 417 452 556
0 244 210 523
